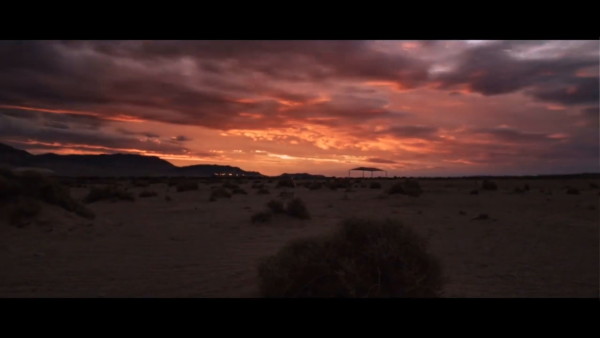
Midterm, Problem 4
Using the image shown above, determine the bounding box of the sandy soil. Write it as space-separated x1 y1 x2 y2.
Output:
1 178 598 297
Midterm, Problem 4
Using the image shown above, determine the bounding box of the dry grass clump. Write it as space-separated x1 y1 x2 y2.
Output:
257 218 443 297
388 179 422 197
257 187 270 195
84 186 135 203
209 188 231 201
232 187 248 195
139 190 158 198
267 199 286 214
481 180 498 191
285 198 310 219
176 181 199 192
251 211 272 224
370 182 382 189
276 178 296 188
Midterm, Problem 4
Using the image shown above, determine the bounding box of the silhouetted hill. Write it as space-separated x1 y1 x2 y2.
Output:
0 143 264 177
0 143 33 166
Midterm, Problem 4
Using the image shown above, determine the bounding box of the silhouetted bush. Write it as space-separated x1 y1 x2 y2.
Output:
132 179 150 188
267 200 286 214
209 188 231 201
232 187 248 195
277 178 296 188
481 180 498 191
388 179 422 197
370 182 382 189
566 187 580 195
222 182 239 190
176 181 199 192
328 179 350 191
257 218 443 297
589 182 599 189
139 190 158 198
285 198 310 219
308 182 322 190
251 211 272 224
84 186 135 203
470 189 479 195
257 187 270 195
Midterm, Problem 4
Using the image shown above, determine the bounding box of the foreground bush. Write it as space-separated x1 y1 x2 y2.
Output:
84 186 135 203
258 218 443 297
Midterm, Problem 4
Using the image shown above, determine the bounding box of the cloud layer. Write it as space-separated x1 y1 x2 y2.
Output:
0 40 597 175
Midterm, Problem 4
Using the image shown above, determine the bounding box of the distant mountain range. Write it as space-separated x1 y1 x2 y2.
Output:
0 143 264 177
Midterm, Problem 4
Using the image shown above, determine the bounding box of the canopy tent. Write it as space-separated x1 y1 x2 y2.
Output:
348 167 388 178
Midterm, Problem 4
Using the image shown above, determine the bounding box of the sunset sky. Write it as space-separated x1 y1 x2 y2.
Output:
0 40 598 176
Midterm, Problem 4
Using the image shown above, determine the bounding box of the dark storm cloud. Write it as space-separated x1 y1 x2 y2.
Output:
367 158 397 164
116 128 160 139
171 135 191 142
0 114 190 155
0 40 431 132
382 125 440 139
433 41 599 106
472 126 562 143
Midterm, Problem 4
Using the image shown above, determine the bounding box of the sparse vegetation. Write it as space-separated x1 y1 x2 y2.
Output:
388 179 422 197
7 196 42 226
0 170 94 220
232 187 248 195
139 190 158 198
566 187 580 195
370 182 382 189
285 198 310 219
267 200 286 214
481 180 498 191
276 178 296 188
257 218 443 297
176 181 199 192
209 188 231 201
251 211 272 224
84 186 135 203
257 187 270 195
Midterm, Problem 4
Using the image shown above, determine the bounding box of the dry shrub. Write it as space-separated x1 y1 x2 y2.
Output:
258 218 443 297
84 186 134 203
139 190 158 198
370 182 382 189
481 180 498 191
257 187 270 195
176 181 199 192
251 211 272 224
209 188 231 201
267 199 286 214
285 197 310 219
388 179 422 197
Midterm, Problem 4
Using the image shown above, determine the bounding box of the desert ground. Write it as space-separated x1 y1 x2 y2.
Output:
0 176 598 297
